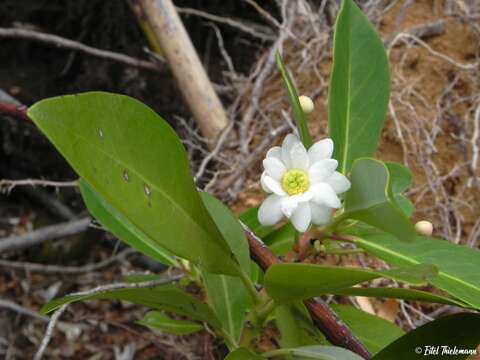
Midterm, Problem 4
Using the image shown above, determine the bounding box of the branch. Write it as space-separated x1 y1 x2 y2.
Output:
240 222 372 359
0 217 92 254
34 275 183 360
0 27 163 72
0 102 30 123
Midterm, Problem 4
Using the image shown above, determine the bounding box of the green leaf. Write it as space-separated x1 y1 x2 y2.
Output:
28 92 239 276
385 162 412 194
136 311 203 335
275 302 325 348
330 304 404 355
80 179 177 266
328 0 390 173
263 345 364 360
276 52 313 148
372 313 480 360
239 207 275 239
264 263 437 302
200 192 251 342
264 223 296 255
356 233 480 309
333 287 470 308
41 284 222 329
225 348 263 360
344 158 415 241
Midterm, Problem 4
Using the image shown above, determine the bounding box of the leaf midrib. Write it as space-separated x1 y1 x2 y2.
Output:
355 238 480 301
47 115 221 254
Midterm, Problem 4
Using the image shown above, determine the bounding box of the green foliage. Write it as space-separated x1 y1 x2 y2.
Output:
343 158 416 241
136 311 203 335
80 179 177 266
356 234 480 309
263 345 365 359
330 304 404 355
28 92 239 276
264 263 437 302
276 52 313 148
275 302 325 348
225 348 263 360
372 313 480 359
41 284 222 329
200 192 252 343
328 0 390 173
332 287 469 308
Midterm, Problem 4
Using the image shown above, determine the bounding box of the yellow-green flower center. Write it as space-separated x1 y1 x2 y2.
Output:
282 169 310 195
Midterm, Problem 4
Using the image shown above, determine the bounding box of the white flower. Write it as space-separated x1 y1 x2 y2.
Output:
258 134 350 232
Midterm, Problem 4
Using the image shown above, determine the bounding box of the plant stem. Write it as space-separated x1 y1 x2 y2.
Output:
239 268 261 304
255 299 276 321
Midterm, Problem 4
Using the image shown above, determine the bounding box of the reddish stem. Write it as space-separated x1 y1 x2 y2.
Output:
0 102 31 123
242 224 371 359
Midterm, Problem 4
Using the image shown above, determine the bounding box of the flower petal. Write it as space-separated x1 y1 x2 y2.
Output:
263 157 286 180
308 138 333 163
258 194 284 226
325 171 351 194
310 202 332 225
310 183 341 208
262 175 286 196
266 146 282 160
290 142 309 170
308 159 338 183
260 172 270 192
281 196 299 218
290 202 312 232
281 133 300 168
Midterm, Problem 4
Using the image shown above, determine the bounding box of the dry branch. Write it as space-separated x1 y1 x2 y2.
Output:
0 217 91 254
134 0 229 147
0 27 163 72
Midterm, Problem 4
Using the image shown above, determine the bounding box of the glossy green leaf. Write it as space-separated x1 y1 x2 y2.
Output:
344 158 415 241
41 284 222 329
225 348 263 360
330 304 403 355
356 233 480 309
80 179 177 266
373 313 480 360
28 92 239 276
263 345 364 359
333 287 469 308
200 193 251 342
385 162 412 194
136 311 203 335
275 302 325 348
328 0 390 173
264 223 296 255
264 263 437 302
276 52 313 148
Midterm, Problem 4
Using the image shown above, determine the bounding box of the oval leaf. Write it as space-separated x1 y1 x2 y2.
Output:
356 233 480 309
28 92 239 276
373 313 480 359
344 158 415 241
80 179 177 266
328 0 390 173
136 311 203 335
200 193 251 342
41 283 222 329
264 263 437 302
330 304 404 355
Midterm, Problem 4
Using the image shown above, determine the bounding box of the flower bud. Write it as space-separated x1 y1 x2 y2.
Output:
299 95 314 114
415 220 433 236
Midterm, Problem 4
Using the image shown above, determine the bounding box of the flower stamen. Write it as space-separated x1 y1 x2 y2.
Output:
282 169 310 195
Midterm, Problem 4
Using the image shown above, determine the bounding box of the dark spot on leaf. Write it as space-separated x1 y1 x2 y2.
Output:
123 170 130 182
